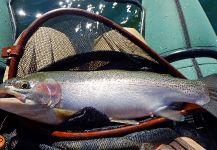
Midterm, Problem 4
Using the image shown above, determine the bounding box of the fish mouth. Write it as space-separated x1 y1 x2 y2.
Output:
0 87 28 103
0 79 62 108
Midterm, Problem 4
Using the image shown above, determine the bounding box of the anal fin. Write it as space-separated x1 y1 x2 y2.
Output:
53 108 77 120
155 106 185 122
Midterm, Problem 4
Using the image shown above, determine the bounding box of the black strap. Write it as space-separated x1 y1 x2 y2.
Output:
40 51 166 73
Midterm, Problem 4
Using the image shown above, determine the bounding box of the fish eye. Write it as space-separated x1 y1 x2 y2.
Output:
20 81 30 89
21 82 30 89
14 81 30 89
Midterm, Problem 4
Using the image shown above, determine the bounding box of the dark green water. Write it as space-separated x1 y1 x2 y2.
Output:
11 0 217 36
12 0 142 36
199 0 217 34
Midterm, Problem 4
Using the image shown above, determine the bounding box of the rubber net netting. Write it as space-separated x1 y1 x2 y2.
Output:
17 14 158 77
2 126 210 149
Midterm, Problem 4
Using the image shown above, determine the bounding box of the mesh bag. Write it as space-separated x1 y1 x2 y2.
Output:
16 15 156 77
2 8 183 79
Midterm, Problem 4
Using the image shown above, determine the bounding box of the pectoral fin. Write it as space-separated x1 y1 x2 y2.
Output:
110 118 139 125
155 106 185 122
53 108 77 120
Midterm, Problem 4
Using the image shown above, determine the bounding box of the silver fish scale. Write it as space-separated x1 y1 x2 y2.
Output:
36 71 209 119
41 71 208 100
150 74 207 98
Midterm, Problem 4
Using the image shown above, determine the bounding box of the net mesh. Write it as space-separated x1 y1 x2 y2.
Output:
17 14 157 77
39 128 178 150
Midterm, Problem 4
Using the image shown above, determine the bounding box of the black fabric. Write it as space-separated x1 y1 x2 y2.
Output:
40 51 165 73
55 107 151 132
174 125 210 149
60 107 111 130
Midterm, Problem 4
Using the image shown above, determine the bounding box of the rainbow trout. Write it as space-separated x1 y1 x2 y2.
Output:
0 70 216 125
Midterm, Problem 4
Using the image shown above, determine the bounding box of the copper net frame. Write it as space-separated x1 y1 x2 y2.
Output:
1 8 201 139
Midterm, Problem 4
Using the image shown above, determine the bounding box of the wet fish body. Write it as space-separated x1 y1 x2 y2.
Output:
0 70 215 124
53 71 208 119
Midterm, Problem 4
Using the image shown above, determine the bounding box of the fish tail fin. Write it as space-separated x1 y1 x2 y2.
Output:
200 74 217 117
